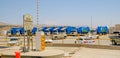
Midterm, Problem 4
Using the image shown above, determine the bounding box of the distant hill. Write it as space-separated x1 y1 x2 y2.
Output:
0 22 62 28
0 22 7 26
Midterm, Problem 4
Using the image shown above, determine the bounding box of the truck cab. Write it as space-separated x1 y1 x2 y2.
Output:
50 27 67 40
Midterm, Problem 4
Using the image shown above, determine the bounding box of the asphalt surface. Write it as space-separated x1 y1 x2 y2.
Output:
52 36 111 45
0 35 118 46
47 47 120 58
72 47 120 58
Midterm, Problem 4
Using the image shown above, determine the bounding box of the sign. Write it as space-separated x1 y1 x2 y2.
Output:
23 14 33 31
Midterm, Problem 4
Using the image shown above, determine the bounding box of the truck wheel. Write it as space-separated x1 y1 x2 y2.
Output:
55 36 58 40
64 36 67 39
112 40 117 45
52 38 55 40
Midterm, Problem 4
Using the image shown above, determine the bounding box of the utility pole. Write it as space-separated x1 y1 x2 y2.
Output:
91 16 92 30
37 0 39 30
36 0 41 51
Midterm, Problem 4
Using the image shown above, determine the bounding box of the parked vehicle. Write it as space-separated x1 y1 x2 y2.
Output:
45 39 53 43
77 26 90 34
49 27 67 40
19 28 25 35
75 37 95 44
32 27 37 35
96 26 109 35
109 32 120 45
86 34 99 39
66 26 77 36
10 28 21 35
42 27 51 35
7 37 21 46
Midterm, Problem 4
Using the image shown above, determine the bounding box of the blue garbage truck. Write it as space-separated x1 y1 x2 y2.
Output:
42 27 51 35
66 26 77 36
49 27 58 34
9 27 37 36
10 28 21 35
19 28 25 35
77 26 90 34
96 26 109 35
46 26 67 40
49 27 58 40
57 26 67 39
58 26 66 33
32 27 37 35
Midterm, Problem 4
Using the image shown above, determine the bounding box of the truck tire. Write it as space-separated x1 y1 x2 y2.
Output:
52 38 55 40
64 36 67 39
112 40 117 45
55 36 58 40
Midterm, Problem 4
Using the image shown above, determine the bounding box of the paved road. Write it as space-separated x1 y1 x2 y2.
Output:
72 47 120 58
0 35 115 46
47 47 120 58
52 39 111 45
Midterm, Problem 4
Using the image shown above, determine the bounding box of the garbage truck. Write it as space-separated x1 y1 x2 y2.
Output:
77 26 90 34
50 27 67 40
66 26 77 36
96 26 109 35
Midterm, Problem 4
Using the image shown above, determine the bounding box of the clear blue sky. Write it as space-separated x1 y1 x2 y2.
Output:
0 0 120 28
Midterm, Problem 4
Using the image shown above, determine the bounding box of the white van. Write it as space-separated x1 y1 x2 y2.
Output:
7 37 21 46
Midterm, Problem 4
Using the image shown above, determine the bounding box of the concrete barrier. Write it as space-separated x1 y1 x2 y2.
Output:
1 49 64 58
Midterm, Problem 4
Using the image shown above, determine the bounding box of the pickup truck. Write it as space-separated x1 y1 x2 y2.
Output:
109 32 120 45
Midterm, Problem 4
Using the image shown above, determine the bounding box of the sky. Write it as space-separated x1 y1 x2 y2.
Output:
0 0 120 28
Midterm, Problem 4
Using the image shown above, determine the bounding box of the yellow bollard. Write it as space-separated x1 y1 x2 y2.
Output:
41 35 45 50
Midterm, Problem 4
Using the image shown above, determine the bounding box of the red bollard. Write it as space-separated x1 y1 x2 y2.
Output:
15 51 21 58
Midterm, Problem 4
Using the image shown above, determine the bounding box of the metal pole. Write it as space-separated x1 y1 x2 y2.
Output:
23 15 26 52
98 36 100 45
27 30 30 51
31 36 33 51
77 34 80 47
91 16 92 30
23 33 26 52
27 32 29 51
36 0 39 31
